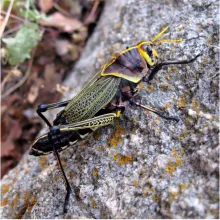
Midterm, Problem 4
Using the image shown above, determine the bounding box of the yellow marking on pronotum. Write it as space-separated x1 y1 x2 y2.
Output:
101 71 141 83
138 46 155 66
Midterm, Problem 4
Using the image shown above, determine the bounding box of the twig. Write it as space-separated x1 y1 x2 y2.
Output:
2 48 36 99
53 3 71 17
0 0 15 37
1 11 27 23
2 24 22 37
84 0 99 25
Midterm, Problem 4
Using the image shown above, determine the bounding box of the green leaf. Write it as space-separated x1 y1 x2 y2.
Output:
20 8 47 21
2 23 42 65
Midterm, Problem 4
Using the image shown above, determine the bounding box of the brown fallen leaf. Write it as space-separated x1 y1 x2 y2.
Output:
27 85 39 104
39 12 82 33
38 0 54 13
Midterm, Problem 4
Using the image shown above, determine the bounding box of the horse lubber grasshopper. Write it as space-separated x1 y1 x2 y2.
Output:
30 27 200 212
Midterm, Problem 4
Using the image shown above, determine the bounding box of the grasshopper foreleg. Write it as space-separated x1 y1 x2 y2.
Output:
146 54 201 82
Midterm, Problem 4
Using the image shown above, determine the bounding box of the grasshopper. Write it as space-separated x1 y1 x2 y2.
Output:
30 27 200 212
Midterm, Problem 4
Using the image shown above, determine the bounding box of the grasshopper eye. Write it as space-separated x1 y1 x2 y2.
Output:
145 45 153 57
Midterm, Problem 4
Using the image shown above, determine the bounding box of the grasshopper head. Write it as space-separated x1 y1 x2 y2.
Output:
137 42 158 68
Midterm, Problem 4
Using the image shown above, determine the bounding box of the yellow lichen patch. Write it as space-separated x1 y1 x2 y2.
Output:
168 66 178 73
169 191 179 203
39 155 47 167
138 81 144 90
1 196 8 206
113 153 121 161
114 125 126 138
118 155 132 166
113 153 133 166
145 84 154 93
152 194 159 201
92 168 99 180
166 75 171 81
11 192 20 207
165 159 183 175
55 175 61 181
61 159 67 169
159 83 172 91
178 130 190 141
143 189 150 197
89 197 97 209
68 171 73 179
27 196 37 212
108 137 118 148
97 146 105 151
143 187 157 199
133 180 138 187
161 102 171 110
1 184 10 195
107 124 126 149
178 183 188 191
23 191 30 202
177 95 187 108
79 139 90 147
191 100 201 114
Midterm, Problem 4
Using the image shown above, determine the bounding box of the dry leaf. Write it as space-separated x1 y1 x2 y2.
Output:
39 12 82 33
55 39 71 56
27 85 39 104
39 0 54 13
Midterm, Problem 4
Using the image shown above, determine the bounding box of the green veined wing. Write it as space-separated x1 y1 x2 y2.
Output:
63 76 121 123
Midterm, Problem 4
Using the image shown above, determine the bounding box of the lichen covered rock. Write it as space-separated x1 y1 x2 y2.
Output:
1 0 219 218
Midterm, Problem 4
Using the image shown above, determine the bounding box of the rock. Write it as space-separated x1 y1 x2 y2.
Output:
1 0 219 218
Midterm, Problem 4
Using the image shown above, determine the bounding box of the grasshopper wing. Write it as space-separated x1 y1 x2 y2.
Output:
57 76 121 124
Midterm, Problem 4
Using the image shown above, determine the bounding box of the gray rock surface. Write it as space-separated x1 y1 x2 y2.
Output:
1 0 219 218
